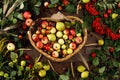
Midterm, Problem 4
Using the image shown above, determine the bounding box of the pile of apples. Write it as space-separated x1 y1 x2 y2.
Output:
32 20 83 58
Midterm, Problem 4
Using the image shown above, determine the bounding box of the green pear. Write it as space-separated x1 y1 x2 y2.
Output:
81 71 89 78
47 34 56 41
56 22 65 31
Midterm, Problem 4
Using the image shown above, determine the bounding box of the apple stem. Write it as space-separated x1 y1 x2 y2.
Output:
85 43 98 47
79 53 90 71
71 62 75 78
48 60 59 75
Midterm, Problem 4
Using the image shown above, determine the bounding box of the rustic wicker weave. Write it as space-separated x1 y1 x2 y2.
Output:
27 16 87 62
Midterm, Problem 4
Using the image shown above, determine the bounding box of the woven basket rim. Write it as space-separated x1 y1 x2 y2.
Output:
27 16 87 62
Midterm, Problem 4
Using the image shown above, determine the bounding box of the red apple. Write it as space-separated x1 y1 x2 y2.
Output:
36 41 43 49
52 51 59 58
118 2 120 8
44 2 49 8
107 9 112 14
22 23 27 30
23 11 31 19
24 54 31 60
39 34 43 39
44 44 50 51
69 42 76 50
36 30 41 35
41 37 48 44
46 26 52 30
32 34 39 42
45 30 50 34
41 21 48 28
68 35 73 40
25 19 33 26
70 28 76 36
62 49 67 55
75 36 83 44
63 29 69 35
103 13 108 18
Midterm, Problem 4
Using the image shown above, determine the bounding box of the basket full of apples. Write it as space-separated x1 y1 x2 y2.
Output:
27 12 87 62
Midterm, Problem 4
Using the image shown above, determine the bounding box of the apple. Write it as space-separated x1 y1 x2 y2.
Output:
53 43 60 50
70 28 76 36
23 11 31 19
63 34 68 40
82 0 90 3
76 33 81 37
56 22 65 31
63 29 69 35
103 13 108 18
41 37 48 44
58 39 64 45
50 27 56 33
44 44 51 51
98 39 104 46
46 26 52 30
20 60 26 66
7 43 15 51
28 64 33 69
44 2 49 8
43 64 50 71
36 41 43 49
62 49 67 55
61 44 66 49
4 73 9 78
65 21 71 28
47 34 56 41
0 71 4 76
81 71 89 78
69 42 76 50
41 21 48 28
118 2 120 8
32 34 39 42
25 19 33 26
38 69 46 77
112 13 118 19
36 30 40 35
24 54 31 60
45 30 50 34
56 31 63 38
39 34 43 39
67 48 73 54
77 65 86 72
34 62 43 69
68 35 73 40
52 51 59 58
107 9 112 14
41 29 46 34
75 36 83 44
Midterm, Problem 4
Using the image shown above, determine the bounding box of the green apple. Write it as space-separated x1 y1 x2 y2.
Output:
56 31 63 38
81 71 89 78
53 43 60 50
4 73 9 78
0 71 4 76
58 39 64 45
77 65 86 72
67 48 73 54
98 39 104 46
7 43 15 51
34 62 43 69
82 0 90 3
63 34 68 40
76 33 81 37
56 22 65 31
47 34 56 41
65 21 71 28
61 44 66 49
50 27 56 33
38 69 46 77
43 64 50 71
20 60 26 66
112 13 118 19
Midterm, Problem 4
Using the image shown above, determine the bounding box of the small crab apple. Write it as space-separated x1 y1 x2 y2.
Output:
28 64 33 69
77 65 86 72
58 39 64 45
63 29 69 35
109 47 114 53
41 29 46 34
32 34 39 42
56 31 63 38
75 36 83 44
23 11 31 19
44 44 50 51
98 39 104 46
39 34 43 39
63 34 68 40
25 19 33 26
70 28 76 36
91 52 96 58
47 34 56 41
61 44 67 49
7 43 15 51
36 30 41 35
41 21 48 28
107 9 112 14
50 27 56 34
68 35 73 40
20 60 26 66
56 22 65 31
52 51 59 58
53 43 60 50
118 2 120 8
81 71 89 78
44 2 49 8
36 41 43 49
41 37 48 44
69 42 76 50
43 64 50 71
104 13 108 18
76 33 81 37
62 49 67 55
24 54 31 60
38 69 46 77
67 48 73 54
45 30 50 34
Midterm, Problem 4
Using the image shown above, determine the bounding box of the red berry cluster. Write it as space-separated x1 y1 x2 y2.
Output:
92 18 120 40
85 2 99 16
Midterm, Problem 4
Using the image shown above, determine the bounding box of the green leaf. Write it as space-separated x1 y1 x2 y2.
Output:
19 2 24 9
17 13 24 20
19 50 24 57
99 66 106 74
10 52 18 60
50 0 59 4
34 7 39 15
65 4 76 13
59 75 69 80
34 1 41 7
0 8 2 14
10 71 17 77
12 18 18 24
92 57 99 66
18 70 22 76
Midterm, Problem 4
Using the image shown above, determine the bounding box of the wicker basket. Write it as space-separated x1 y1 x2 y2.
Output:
27 13 87 62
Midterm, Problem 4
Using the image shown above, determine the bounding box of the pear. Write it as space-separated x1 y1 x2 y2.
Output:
47 34 56 41
112 13 118 19
81 71 89 78
56 22 65 31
